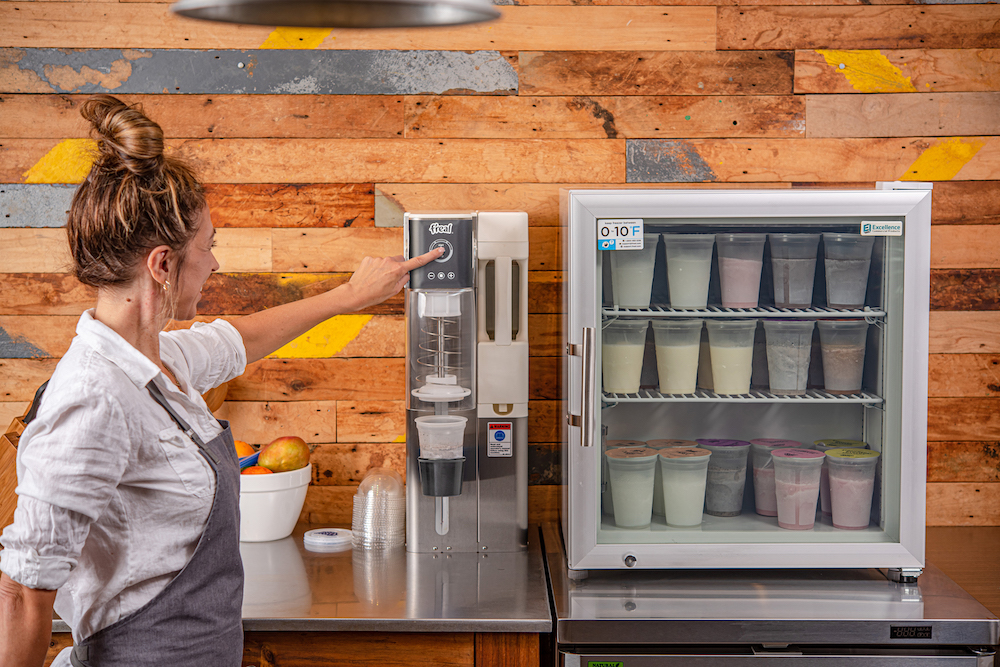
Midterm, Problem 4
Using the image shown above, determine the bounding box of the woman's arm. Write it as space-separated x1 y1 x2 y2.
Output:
231 248 442 364
0 573 57 667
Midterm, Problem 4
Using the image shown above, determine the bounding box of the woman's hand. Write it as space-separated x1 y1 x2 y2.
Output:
343 247 443 312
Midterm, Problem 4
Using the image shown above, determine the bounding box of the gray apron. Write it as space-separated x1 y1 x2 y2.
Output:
70 381 244 667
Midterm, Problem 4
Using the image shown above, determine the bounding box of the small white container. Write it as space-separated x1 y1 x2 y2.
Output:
415 415 467 459
239 463 312 542
606 447 659 529
658 447 711 527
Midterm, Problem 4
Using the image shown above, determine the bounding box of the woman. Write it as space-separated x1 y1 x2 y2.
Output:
0 95 441 667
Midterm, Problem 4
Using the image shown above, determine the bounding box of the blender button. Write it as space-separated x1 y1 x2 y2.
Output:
427 272 435 279
437 272 446 279
447 272 455 279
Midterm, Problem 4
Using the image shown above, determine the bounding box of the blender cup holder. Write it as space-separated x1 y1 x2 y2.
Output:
418 457 465 497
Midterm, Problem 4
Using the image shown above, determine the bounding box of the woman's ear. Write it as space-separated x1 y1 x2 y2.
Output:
145 245 173 288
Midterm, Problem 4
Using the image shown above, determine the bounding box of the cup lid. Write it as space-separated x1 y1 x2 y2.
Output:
647 439 699 449
772 448 825 460
606 447 658 459
659 447 711 460
750 438 803 450
825 448 880 460
814 439 868 451
303 528 354 552
606 439 646 448
696 439 750 448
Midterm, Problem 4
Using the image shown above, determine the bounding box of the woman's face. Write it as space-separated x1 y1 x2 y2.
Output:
173 207 219 321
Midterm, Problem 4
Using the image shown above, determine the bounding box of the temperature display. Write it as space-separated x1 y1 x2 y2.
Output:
598 219 644 250
890 626 932 639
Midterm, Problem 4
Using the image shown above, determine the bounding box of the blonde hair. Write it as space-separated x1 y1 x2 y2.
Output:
67 95 205 308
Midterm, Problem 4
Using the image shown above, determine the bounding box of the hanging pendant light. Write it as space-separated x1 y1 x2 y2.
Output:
170 0 501 28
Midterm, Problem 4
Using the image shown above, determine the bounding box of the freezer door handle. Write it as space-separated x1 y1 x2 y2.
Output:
566 327 596 447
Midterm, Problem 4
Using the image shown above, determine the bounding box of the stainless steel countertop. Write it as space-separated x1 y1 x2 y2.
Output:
542 523 1000 648
53 524 552 634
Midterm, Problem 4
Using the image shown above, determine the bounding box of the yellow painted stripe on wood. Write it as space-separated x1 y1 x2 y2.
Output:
259 27 332 49
901 137 988 181
393 435 406 442
269 314 373 358
23 139 96 184
815 50 917 93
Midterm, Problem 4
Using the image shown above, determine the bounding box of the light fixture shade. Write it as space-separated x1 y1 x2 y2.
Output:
170 0 501 28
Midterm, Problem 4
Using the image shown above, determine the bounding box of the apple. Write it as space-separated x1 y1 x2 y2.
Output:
259 436 310 472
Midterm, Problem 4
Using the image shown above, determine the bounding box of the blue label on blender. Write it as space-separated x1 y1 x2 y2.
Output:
861 220 903 236
487 422 513 457
598 219 644 250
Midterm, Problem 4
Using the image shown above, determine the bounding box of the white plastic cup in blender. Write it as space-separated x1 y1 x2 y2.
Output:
749 439 804 517
716 233 766 308
763 319 814 395
658 447 711 527
414 415 467 459
826 448 881 530
661 234 715 308
817 320 868 394
768 233 820 308
823 233 875 309
705 319 757 395
696 439 751 517
609 233 660 308
606 447 659 528
602 319 650 394
650 319 703 394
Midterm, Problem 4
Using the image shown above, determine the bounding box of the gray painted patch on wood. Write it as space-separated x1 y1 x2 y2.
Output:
626 140 717 183
4 48 518 95
0 327 49 359
0 184 75 228
374 188 405 228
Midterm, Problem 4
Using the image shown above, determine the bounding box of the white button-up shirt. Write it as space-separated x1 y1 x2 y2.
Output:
0 310 246 653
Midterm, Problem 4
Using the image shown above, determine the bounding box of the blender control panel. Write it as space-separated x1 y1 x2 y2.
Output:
408 216 475 290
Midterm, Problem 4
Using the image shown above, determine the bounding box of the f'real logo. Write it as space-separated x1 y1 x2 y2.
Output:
428 222 454 234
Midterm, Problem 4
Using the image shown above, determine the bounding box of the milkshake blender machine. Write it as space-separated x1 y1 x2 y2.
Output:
404 211 529 553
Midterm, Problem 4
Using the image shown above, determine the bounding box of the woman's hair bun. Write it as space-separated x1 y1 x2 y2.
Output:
81 94 164 176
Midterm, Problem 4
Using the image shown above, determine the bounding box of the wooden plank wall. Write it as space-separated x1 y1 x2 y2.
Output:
1 0 998 528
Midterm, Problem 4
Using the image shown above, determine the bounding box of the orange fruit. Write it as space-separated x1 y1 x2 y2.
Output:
234 440 254 457
241 465 273 475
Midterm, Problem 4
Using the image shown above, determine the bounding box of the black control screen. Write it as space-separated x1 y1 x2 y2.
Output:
409 216 475 290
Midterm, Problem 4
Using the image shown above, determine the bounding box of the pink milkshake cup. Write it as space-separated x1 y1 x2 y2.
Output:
716 233 766 308
826 448 881 530
749 439 804 517
813 439 868 517
772 449 825 530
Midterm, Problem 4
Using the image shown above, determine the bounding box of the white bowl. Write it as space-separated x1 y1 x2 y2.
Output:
239 463 311 542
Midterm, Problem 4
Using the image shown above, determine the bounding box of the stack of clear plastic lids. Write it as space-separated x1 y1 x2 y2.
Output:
352 467 405 549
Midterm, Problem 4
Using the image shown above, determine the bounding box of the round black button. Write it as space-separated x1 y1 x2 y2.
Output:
429 239 453 263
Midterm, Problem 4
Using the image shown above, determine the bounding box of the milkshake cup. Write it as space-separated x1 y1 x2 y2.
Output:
823 233 875 309
602 319 650 394
610 233 660 308
814 440 869 517
749 439 804 517
768 233 820 308
817 320 868 394
826 448 881 530
661 234 715 308
651 319 703 394
606 447 660 529
647 440 698 517
658 447 712 527
763 319 815 395
602 440 646 517
696 439 751 517
716 233 766 308
772 449 826 530
705 319 757 395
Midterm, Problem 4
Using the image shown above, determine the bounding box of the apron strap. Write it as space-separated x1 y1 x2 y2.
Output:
145 381 220 465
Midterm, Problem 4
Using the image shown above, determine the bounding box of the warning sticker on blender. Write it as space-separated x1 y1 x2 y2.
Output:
598 219 644 250
487 422 513 457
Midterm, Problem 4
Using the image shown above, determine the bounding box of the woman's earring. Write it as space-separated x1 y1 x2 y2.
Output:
163 280 170 291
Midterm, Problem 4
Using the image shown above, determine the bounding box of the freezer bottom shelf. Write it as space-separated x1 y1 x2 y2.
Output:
563 646 995 666
598 511 894 545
